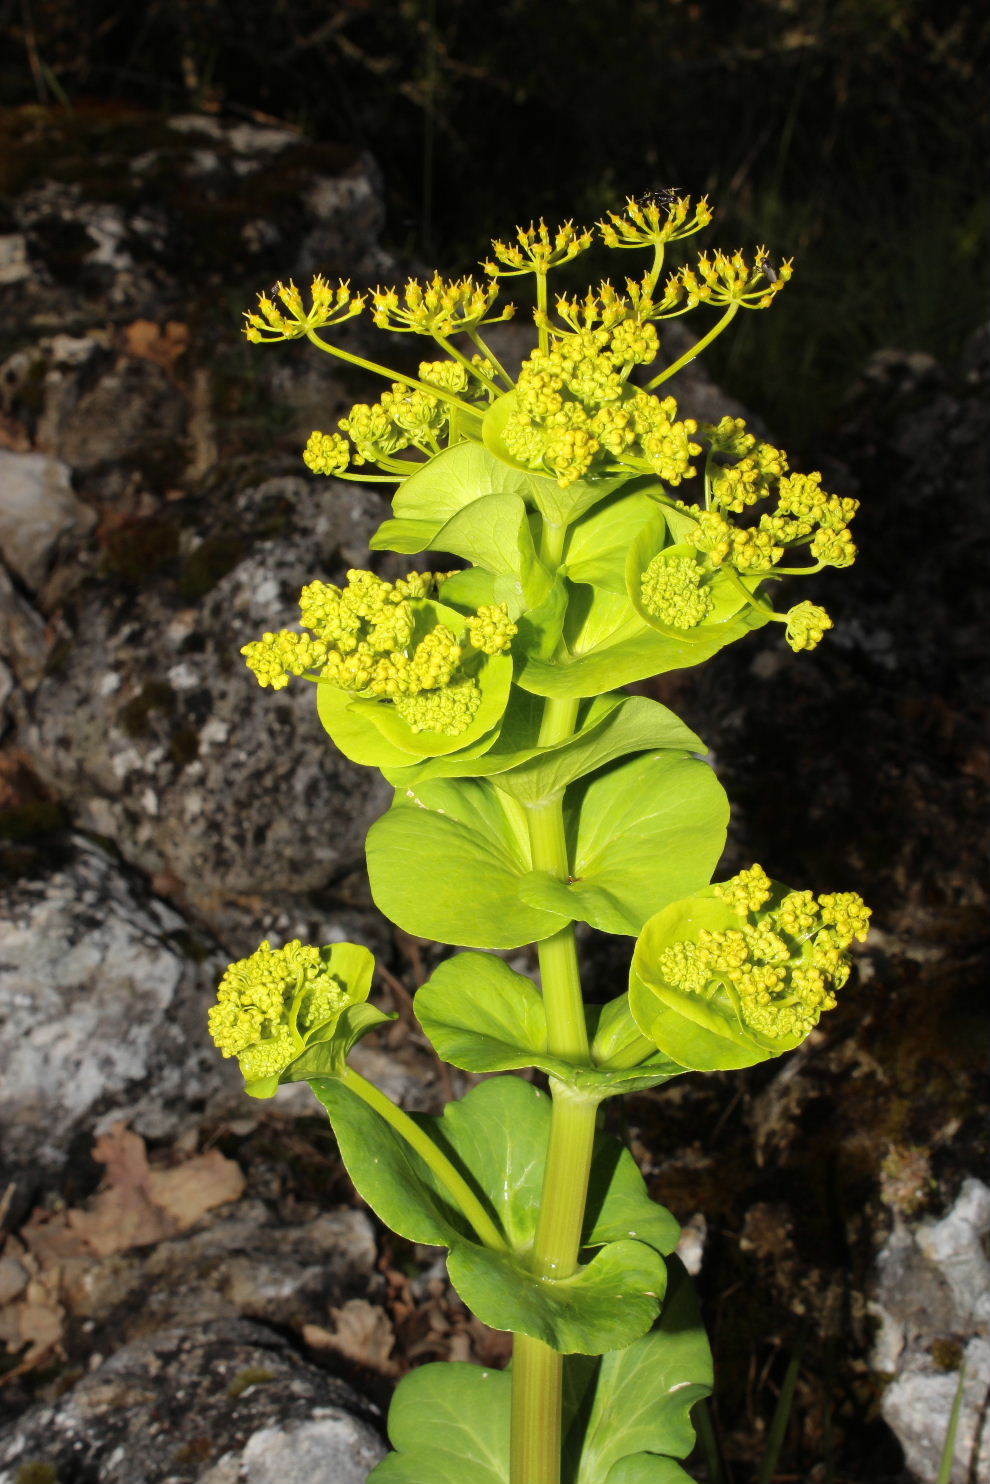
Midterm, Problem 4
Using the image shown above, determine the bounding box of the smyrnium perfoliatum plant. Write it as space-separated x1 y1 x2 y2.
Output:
211 195 870 1484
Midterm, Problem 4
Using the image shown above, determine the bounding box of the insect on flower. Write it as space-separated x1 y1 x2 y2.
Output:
641 187 684 212
756 251 782 285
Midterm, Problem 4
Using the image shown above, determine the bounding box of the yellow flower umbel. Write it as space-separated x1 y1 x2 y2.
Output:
209 938 376 1095
631 414 860 653
243 276 365 342
241 569 517 739
629 866 870 1070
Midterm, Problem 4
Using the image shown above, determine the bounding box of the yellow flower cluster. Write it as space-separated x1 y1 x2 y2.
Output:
598 194 713 250
243 276 365 342
656 867 871 1042
241 571 515 738
209 940 348 1082
483 220 594 278
371 275 513 336
680 248 793 310
502 329 702 489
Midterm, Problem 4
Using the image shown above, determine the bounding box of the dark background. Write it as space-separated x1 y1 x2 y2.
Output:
3 0 986 448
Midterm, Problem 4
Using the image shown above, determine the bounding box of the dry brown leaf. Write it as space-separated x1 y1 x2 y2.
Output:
303 1299 397 1375
0 1238 66 1370
122 319 190 373
66 1124 244 1257
146 1150 246 1228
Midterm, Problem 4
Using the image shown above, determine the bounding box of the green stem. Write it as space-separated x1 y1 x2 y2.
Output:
536 270 550 355
511 689 597 1484
433 332 503 395
338 1064 508 1253
304 327 478 418
468 327 514 387
597 1029 657 1070
645 303 739 390
511 1337 562 1484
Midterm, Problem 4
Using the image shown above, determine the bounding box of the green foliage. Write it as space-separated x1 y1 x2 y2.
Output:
209 192 870 1482
368 1262 709 1484
310 1075 673 1353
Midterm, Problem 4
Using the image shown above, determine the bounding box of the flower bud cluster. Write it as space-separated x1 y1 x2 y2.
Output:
306 358 497 476
635 417 860 649
243 276 365 342
483 220 594 278
241 571 516 737
209 940 349 1082
502 329 702 489
371 274 513 336
654 867 871 1042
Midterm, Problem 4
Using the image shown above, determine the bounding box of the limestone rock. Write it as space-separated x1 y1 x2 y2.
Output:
0 449 96 591
0 833 233 1186
0 1318 385 1484
870 1179 990 1483
23 475 391 941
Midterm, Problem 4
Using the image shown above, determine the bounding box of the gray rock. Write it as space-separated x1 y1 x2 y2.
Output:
0 1318 386 1484
23 475 391 942
0 449 96 591
870 1178 990 1483
0 833 234 1183
68 1199 380 1341
0 561 49 692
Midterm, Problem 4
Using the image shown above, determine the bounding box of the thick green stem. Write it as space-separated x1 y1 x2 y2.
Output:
338 1065 508 1253
510 689 598 1484
511 1336 562 1484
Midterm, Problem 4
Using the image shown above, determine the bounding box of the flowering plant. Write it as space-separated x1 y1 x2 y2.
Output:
212 195 869 1483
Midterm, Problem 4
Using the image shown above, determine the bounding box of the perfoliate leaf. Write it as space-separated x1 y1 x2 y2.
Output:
518 751 729 936
309 1075 675 1352
369 747 726 947
518 577 769 697
629 882 838 1070
368 1263 710 1484
366 776 564 948
374 438 534 535
448 1238 666 1354
415 952 686 1098
562 489 664 593
567 1260 712 1484
492 695 706 805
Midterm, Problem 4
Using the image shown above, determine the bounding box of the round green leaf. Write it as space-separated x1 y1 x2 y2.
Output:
570 1260 712 1484
492 694 706 806
449 1237 665 1354
415 952 686 1099
368 1363 511 1484
517 750 728 936
415 951 550 1072
384 438 535 528
562 490 663 593
366 776 565 948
